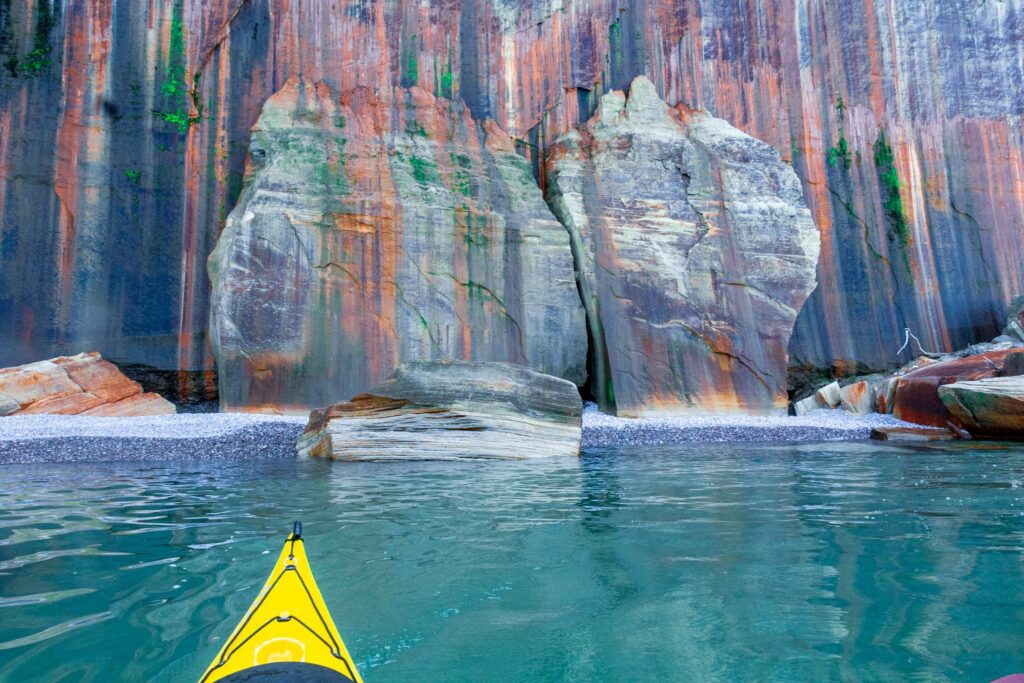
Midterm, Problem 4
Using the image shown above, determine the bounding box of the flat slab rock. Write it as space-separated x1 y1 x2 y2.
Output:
939 376 1024 438
0 353 175 417
870 426 956 442
297 362 582 460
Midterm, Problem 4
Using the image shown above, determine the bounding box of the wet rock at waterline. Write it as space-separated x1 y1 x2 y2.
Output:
870 426 956 442
209 80 587 412
939 376 1024 439
546 77 820 417
297 361 583 460
892 349 1024 428
0 353 176 416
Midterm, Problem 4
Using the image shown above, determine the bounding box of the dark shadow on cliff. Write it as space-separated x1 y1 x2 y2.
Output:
116 363 219 412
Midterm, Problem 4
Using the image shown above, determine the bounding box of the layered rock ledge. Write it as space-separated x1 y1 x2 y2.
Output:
297 361 583 460
0 353 175 417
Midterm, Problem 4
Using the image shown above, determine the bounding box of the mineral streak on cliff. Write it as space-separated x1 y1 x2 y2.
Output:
2 1 1022 390
547 77 820 416
207 79 586 411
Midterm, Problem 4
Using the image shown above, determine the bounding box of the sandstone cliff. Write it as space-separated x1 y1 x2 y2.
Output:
208 80 586 411
2 1 1022 397
547 77 819 415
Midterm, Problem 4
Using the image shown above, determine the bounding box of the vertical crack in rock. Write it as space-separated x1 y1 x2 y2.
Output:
545 128 618 413
545 76 821 416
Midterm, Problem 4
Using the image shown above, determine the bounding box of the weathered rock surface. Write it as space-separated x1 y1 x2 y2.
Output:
1004 296 1024 343
209 80 586 411
892 349 1024 428
546 76 820 416
4 2 1023 388
0 353 176 416
839 378 886 416
1004 352 1024 378
792 394 825 417
297 361 582 460
939 377 1024 439
870 426 956 443
0 394 19 416
815 382 843 410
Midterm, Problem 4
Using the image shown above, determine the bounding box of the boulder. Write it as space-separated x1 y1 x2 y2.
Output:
53 353 142 402
297 361 582 460
1003 350 1024 377
0 393 21 416
1003 296 1024 342
793 394 825 416
209 80 587 412
870 426 956 442
545 76 820 417
0 361 82 407
815 382 842 409
839 380 876 415
939 376 1024 438
875 377 899 414
0 353 175 416
828 375 890 414
892 349 1024 427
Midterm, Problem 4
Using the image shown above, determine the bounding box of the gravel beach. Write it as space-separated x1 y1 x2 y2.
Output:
0 407 918 463
581 404 917 448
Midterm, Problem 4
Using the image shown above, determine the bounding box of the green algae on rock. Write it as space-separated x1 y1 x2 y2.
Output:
939 376 1024 439
208 80 586 412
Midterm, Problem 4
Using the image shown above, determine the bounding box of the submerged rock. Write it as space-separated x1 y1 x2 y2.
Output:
297 361 582 460
546 76 820 417
939 376 1024 439
870 426 956 442
209 80 586 412
0 353 175 416
892 349 1024 428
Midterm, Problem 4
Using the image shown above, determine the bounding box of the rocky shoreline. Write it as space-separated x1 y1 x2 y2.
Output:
0 408 923 464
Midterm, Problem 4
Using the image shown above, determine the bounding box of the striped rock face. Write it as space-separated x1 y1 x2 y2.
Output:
0 352 175 416
208 80 586 412
3 1 1023 403
547 77 819 416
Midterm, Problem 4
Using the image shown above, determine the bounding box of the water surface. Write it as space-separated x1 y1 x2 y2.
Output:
1 441 1022 681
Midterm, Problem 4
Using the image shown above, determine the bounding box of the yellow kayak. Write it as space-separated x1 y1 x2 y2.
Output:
199 523 363 682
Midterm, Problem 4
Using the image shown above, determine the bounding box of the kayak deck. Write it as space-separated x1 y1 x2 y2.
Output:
199 524 362 683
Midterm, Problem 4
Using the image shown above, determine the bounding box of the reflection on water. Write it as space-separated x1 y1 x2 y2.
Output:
0 442 1022 681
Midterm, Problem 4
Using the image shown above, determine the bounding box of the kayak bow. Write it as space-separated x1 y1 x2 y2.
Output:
199 523 363 683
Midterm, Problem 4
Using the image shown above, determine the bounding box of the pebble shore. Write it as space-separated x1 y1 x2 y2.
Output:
582 404 915 448
0 408 917 463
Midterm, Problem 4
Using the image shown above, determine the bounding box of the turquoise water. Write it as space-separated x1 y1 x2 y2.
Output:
1 442 1023 682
